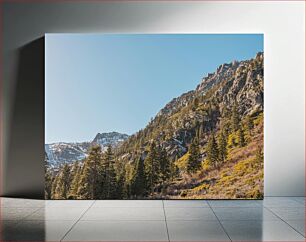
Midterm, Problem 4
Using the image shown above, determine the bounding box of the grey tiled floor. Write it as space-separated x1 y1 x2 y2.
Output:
0 197 305 241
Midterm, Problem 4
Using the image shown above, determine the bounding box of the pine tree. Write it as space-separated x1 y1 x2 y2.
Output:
131 157 147 197
69 162 81 199
45 169 53 199
123 180 131 199
245 115 254 132
244 115 254 141
144 142 160 194
55 164 71 199
255 147 264 164
187 137 201 173
122 163 134 198
158 146 171 194
91 146 104 198
77 160 93 199
231 102 240 132
170 161 179 181
206 134 219 168
51 174 59 199
77 145 103 199
159 146 171 183
218 131 227 162
116 171 125 199
44 153 52 199
238 126 246 147
102 145 117 199
45 153 53 199
170 155 180 181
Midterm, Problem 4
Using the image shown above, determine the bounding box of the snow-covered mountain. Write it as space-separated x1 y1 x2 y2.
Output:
45 132 129 167
45 142 90 167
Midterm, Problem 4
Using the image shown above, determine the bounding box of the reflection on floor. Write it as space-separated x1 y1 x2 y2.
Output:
0 197 305 241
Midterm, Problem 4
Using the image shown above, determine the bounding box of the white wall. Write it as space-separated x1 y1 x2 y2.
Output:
2 1 305 197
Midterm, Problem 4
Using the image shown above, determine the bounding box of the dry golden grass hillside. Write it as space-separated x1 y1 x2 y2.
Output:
166 115 263 199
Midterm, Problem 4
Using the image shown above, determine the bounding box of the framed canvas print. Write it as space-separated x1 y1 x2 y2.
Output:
45 34 264 200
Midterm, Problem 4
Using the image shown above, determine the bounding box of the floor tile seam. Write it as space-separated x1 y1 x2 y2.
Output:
264 206 305 238
217 218 285 221
45 206 96 208
164 207 212 209
44 201 95 206
211 206 301 220
162 201 170 242
165 219 220 221
264 196 306 198
1 206 45 208
20 219 83 221
207 201 232 242
209 206 263 208
263 206 305 217
263 206 305 209
90 207 164 208
60 200 96 242
163 206 210 208
210 207 269 211
79 219 168 221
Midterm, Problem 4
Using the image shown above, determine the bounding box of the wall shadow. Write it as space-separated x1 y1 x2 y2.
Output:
1 215 46 241
4 37 45 199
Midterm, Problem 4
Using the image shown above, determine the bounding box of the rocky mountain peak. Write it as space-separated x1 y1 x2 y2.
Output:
93 132 129 148
197 52 263 96
255 52 264 60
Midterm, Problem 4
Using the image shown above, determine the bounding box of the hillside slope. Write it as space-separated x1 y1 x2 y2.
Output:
169 114 263 199
116 53 263 162
46 52 264 199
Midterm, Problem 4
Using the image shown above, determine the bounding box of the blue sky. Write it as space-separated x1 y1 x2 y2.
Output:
45 34 263 143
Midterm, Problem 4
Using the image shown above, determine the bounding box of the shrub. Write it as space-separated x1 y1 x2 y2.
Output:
192 183 210 193
254 113 263 126
180 190 188 197
246 186 263 199
202 159 211 171
227 133 238 148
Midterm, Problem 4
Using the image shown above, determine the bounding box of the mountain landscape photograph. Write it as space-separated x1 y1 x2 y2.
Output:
45 34 264 200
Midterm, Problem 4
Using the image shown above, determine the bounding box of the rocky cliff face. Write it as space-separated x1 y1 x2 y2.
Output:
117 52 263 163
196 52 263 116
93 132 129 151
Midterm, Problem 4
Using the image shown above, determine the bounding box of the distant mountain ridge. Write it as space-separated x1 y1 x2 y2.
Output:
45 132 129 167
